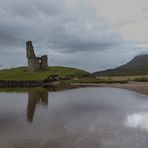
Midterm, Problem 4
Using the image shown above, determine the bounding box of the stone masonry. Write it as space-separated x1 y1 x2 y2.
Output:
26 41 48 72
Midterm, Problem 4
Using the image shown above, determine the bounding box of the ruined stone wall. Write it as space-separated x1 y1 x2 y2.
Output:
41 55 48 70
26 41 35 58
26 41 48 72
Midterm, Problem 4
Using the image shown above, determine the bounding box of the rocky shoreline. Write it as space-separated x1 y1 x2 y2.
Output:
1 80 148 96
0 80 42 87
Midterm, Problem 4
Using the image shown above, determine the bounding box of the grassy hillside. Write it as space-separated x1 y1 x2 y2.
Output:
94 54 148 76
0 66 90 80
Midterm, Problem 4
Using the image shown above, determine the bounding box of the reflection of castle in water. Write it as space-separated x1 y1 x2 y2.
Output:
27 90 48 122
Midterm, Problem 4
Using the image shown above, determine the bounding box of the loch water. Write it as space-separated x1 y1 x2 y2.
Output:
1 87 148 148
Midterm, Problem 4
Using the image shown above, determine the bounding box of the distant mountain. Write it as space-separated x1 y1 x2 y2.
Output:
93 54 148 76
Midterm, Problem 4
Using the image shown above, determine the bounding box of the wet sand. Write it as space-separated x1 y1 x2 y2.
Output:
71 82 148 96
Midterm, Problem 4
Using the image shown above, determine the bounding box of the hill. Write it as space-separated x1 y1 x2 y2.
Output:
0 66 91 80
94 54 148 76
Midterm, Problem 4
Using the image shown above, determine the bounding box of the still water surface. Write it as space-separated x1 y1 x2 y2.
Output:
1 87 148 148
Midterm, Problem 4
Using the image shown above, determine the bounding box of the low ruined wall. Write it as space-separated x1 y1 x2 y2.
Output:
0 80 42 88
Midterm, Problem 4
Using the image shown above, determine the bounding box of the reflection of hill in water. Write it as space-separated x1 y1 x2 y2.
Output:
27 90 48 122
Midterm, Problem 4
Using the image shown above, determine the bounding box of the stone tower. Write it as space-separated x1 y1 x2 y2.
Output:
26 41 48 72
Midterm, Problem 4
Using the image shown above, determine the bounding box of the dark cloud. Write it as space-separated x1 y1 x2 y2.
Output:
1 0 61 17
0 0 123 53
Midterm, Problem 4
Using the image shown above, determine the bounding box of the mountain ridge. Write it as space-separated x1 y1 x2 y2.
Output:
93 54 148 76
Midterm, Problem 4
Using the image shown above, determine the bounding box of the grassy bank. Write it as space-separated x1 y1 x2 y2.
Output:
59 77 128 84
0 66 90 80
0 87 47 93
1 66 148 85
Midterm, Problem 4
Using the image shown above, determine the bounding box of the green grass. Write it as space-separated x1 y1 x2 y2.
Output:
0 87 47 93
134 77 148 82
0 66 90 80
59 77 128 84
78 78 128 84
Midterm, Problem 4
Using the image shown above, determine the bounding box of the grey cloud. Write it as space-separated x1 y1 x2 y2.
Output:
0 64 3 68
0 24 24 47
48 40 116 53
0 0 141 71
0 0 124 55
0 0 61 18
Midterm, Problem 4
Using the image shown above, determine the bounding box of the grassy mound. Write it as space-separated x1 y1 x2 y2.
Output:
0 66 90 80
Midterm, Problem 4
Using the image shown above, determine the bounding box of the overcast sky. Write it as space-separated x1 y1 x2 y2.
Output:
0 0 148 72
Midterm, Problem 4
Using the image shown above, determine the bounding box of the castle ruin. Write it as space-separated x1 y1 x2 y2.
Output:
26 41 48 72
